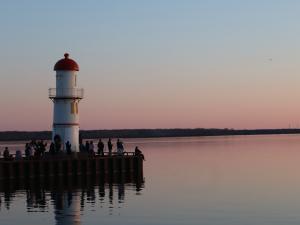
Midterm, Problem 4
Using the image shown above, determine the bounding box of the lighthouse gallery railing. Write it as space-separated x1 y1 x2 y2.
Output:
49 88 84 99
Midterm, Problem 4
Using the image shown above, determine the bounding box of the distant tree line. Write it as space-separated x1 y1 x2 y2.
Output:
1 128 300 141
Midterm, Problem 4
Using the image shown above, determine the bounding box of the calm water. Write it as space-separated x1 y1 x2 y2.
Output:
1 134 300 225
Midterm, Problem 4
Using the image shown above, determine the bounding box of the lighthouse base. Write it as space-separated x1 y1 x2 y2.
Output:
53 125 79 152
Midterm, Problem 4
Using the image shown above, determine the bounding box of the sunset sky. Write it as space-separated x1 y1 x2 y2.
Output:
1 0 300 131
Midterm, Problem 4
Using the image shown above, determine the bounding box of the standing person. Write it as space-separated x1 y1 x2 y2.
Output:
66 141 72 155
107 138 113 156
25 143 31 158
15 150 22 160
40 140 47 156
120 140 124 154
117 139 121 150
31 140 39 156
53 135 62 153
33 141 39 157
28 143 33 158
29 144 33 157
135 146 145 161
97 139 104 156
89 141 94 155
3 147 10 160
49 142 55 155
85 141 90 153
117 139 124 155
79 142 85 153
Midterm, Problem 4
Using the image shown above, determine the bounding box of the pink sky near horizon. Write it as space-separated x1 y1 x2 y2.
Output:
2 58 300 131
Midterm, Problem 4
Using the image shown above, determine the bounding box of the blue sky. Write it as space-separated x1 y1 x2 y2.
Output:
1 1 300 130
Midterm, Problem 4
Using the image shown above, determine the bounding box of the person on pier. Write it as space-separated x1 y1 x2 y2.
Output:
117 139 124 155
39 140 47 156
3 147 11 160
54 135 62 153
66 141 72 155
134 146 145 161
25 143 32 158
79 142 85 153
49 142 56 155
15 150 22 160
107 138 113 156
89 141 95 155
85 141 90 153
97 139 104 156
34 140 46 157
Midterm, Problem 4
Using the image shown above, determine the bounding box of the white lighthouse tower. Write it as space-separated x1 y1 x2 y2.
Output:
49 53 83 152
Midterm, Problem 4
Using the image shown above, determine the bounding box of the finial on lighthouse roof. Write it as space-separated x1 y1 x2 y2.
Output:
54 53 79 71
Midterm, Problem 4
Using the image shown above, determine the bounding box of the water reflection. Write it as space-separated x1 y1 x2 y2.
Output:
0 174 144 225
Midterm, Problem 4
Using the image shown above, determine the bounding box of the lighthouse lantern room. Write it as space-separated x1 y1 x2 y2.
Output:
49 53 84 152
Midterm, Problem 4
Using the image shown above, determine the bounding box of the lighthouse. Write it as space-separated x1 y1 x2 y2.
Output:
49 53 84 152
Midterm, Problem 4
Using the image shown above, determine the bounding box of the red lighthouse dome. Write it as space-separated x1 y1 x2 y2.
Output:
54 53 79 71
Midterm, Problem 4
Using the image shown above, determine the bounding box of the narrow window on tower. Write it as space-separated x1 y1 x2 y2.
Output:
75 102 78 114
71 101 78 114
74 75 77 86
71 102 75 114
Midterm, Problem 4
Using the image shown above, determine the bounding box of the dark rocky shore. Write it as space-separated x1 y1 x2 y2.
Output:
1 128 300 141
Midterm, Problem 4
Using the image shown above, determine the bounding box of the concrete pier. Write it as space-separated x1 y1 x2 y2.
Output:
0 153 143 181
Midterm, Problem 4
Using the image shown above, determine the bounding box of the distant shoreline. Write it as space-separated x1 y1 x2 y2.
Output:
0 128 300 142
